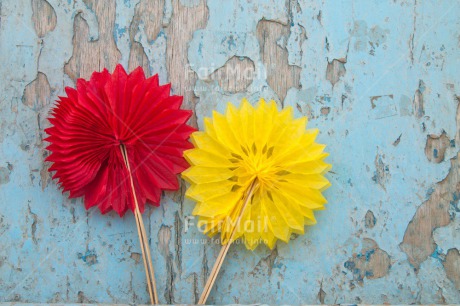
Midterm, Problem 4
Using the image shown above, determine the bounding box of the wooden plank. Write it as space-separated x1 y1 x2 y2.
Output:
0 0 459 304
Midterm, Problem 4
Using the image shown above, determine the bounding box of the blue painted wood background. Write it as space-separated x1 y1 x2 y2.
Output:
0 0 459 304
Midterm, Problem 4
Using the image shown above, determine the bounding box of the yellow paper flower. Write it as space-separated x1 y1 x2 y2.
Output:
182 99 331 250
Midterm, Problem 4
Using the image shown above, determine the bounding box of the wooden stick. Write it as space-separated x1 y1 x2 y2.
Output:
120 145 158 304
198 180 257 304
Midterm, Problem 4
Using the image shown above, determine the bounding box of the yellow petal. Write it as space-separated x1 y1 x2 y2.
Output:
193 190 243 217
182 98 331 250
185 149 233 168
182 166 234 184
185 180 235 202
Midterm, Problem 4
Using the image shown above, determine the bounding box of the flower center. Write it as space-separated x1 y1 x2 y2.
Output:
242 156 276 189
229 144 283 192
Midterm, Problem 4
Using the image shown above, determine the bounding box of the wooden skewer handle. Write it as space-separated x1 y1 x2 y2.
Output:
198 181 257 304
120 145 159 304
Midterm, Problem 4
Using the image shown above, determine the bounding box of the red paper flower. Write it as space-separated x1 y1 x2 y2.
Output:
45 64 195 216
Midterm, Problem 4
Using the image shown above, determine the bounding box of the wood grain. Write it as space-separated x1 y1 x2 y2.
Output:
31 0 56 37
165 0 208 127
256 20 301 101
64 0 121 81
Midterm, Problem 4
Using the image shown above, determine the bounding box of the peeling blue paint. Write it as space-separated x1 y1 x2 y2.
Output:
77 249 98 266
357 249 375 262
430 245 444 262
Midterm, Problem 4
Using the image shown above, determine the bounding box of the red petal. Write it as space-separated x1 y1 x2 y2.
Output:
45 65 194 216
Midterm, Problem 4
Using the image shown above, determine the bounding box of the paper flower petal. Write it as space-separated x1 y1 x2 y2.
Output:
45 64 195 217
183 99 331 250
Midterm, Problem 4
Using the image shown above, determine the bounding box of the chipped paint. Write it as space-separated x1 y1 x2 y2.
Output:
344 238 391 284
0 0 460 304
